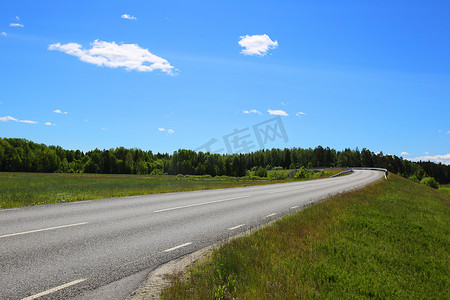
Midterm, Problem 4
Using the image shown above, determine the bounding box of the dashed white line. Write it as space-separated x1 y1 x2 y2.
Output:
229 224 245 230
0 222 88 239
266 213 277 218
163 242 193 252
70 200 92 204
21 278 86 300
0 208 19 212
154 195 251 213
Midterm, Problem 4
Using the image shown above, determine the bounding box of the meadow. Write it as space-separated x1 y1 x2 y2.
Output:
160 174 450 299
0 172 271 209
0 169 345 209
249 168 343 180
440 184 450 193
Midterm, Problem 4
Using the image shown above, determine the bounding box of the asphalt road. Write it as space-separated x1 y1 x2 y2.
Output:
0 170 383 299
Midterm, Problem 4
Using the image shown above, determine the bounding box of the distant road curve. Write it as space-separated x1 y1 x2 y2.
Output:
0 170 384 299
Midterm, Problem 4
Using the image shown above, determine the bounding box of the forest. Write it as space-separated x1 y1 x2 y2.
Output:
1 137 448 184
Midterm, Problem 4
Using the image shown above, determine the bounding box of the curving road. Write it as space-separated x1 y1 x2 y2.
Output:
0 170 383 299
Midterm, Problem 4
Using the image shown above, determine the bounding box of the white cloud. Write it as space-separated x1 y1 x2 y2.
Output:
267 109 288 116
447 130 450 134
44 122 56 126
9 23 24 27
158 128 174 134
438 129 442 133
1 32 6 37
238 34 278 56
408 154 450 165
121 14 137 20
296 112 306 116
400 152 409 156
15 16 20 20
425 152 429 155
0 116 18 122
0 115 37 124
20 120 38 124
243 109 261 115
53 109 68 114
48 40 175 74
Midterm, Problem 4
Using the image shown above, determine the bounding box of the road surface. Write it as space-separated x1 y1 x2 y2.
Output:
0 170 383 299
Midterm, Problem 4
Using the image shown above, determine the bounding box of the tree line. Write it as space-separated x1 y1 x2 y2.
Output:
1 138 449 183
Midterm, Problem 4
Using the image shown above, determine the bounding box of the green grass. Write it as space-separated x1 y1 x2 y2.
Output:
249 168 345 180
440 184 450 194
0 172 273 209
0 170 347 209
160 174 450 299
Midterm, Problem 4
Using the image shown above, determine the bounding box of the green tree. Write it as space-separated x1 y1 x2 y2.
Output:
295 167 311 179
254 167 267 177
83 158 98 173
135 159 148 174
420 177 439 189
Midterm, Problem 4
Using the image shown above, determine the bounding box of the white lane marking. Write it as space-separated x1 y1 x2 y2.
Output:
266 213 277 218
0 208 19 212
291 206 299 209
154 195 251 213
0 222 88 239
22 278 86 300
267 187 303 194
229 224 245 230
163 242 193 252
70 200 92 204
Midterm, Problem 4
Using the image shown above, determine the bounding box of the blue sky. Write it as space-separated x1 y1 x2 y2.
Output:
1 1 449 164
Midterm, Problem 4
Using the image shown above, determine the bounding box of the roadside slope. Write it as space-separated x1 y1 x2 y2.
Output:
159 174 449 299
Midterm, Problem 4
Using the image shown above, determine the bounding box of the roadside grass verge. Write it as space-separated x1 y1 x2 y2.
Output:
249 168 346 180
0 170 348 209
0 173 271 209
160 174 450 299
440 184 450 194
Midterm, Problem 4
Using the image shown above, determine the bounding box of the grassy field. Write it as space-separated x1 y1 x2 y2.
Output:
161 174 450 299
0 173 272 209
0 169 345 209
440 184 450 193
249 168 344 180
